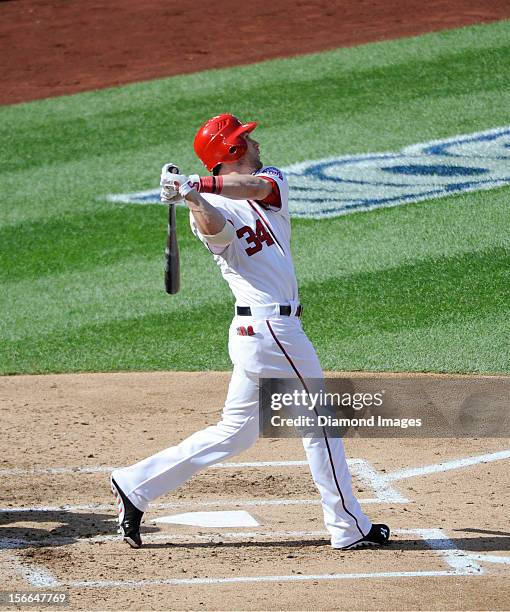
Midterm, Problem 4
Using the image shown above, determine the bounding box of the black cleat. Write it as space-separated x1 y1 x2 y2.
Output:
110 476 144 548
340 524 390 550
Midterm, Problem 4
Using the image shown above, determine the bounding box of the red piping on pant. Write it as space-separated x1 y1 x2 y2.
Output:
265 319 365 538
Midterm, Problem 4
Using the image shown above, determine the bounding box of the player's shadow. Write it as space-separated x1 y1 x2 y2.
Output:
385 533 510 553
0 510 156 549
455 528 510 537
2 512 509 555
143 531 510 552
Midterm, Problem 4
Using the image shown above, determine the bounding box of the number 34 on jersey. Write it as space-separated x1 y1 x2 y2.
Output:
236 219 275 256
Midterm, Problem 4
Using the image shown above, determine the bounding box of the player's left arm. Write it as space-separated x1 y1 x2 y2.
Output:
213 175 273 201
193 171 284 211
164 164 287 211
165 172 275 202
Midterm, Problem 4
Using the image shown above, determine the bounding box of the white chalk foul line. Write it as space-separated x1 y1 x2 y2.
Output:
0 466 115 476
58 527 487 588
386 449 510 481
0 457 401 475
400 529 483 574
468 554 510 565
0 458 407 507
3 449 508 515
350 458 408 503
3 448 508 480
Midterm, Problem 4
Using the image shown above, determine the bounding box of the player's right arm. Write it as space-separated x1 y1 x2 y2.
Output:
180 183 235 248
184 189 225 235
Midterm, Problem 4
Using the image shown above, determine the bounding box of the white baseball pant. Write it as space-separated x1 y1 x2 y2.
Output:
112 311 371 548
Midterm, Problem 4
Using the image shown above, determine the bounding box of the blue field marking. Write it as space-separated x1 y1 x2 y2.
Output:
107 127 510 218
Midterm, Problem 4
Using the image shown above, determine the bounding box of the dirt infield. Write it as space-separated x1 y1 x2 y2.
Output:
1 372 509 610
1 0 510 105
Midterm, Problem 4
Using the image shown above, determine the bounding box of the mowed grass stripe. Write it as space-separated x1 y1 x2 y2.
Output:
3 61 510 229
1 251 230 344
1 305 234 374
2 190 510 371
291 188 510 280
303 247 510 338
5 82 509 230
3 239 508 373
2 21 509 118
0 207 193 282
3 185 508 297
2 18 507 126
2 41 509 174
318 311 510 374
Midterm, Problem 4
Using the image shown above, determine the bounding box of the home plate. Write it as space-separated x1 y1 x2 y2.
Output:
153 510 260 528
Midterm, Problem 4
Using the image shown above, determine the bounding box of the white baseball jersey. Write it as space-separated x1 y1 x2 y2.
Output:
189 166 299 306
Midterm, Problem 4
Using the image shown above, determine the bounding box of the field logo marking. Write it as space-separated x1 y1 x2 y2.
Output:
285 126 510 217
107 126 510 218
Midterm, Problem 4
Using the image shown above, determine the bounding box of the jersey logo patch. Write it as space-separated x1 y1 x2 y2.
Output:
258 166 284 181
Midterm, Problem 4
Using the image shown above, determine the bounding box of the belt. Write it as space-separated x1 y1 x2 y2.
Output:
236 304 302 317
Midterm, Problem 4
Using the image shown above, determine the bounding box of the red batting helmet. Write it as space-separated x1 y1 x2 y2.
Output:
194 114 258 172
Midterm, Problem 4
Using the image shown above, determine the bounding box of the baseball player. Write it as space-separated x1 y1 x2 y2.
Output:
110 114 390 550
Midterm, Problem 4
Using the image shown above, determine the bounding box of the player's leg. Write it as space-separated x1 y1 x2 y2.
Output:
301 435 372 548
111 365 259 512
264 317 376 548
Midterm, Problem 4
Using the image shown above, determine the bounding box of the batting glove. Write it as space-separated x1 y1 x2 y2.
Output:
160 185 183 204
178 174 200 198
160 163 187 187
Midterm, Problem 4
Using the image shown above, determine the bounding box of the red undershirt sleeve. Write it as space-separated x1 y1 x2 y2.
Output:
256 177 282 211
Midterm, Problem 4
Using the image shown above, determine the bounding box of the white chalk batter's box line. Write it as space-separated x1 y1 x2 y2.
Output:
4 529 510 589
0 497 387 515
0 457 405 506
2 449 510 515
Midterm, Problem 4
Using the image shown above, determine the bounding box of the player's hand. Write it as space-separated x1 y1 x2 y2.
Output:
161 173 190 189
160 163 187 187
159 163 201 199
178 174 200 199
160 185 183 204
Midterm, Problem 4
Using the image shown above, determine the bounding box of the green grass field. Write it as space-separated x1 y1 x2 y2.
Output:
1 21 509 375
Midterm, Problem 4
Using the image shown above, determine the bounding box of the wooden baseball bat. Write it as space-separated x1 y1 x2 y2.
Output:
163 164 181 295
165 201 180 294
